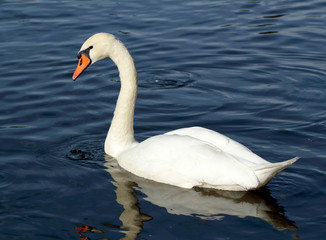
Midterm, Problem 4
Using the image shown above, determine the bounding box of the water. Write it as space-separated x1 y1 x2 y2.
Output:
1 0 325 239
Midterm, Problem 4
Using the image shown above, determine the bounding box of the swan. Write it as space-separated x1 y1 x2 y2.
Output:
72 32 298 191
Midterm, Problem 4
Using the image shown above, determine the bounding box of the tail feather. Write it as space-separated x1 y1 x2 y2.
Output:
253 157 299 188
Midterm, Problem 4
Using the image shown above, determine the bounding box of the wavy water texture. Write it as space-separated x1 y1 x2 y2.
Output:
0 0 325 239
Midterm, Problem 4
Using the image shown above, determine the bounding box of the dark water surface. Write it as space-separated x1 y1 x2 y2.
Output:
1 0 326 239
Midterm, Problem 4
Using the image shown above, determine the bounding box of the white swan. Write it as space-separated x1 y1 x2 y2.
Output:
72 33 298 191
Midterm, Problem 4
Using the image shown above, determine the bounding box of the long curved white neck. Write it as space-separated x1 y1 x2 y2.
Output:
104 39 138 157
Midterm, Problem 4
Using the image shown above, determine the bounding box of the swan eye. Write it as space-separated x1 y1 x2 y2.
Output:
76 46 92 59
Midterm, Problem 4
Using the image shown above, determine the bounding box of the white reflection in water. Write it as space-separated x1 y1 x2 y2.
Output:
101 155 297 239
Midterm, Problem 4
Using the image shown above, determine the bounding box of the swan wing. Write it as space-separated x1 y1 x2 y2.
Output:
165 127 269 166
118 134 261 191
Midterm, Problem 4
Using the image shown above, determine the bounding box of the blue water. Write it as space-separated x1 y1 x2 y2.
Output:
1 0 325 239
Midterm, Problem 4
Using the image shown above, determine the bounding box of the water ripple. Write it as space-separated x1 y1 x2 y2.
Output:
1 0 326 239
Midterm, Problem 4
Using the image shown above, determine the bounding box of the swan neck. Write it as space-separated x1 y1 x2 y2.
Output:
105 40 138 157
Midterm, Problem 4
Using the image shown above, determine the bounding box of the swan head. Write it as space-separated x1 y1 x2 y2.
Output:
72 33 118 80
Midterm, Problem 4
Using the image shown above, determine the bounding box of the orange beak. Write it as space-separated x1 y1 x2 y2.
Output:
72 54 91 81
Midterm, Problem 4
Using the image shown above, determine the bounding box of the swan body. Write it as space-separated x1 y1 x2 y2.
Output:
73 33 298 191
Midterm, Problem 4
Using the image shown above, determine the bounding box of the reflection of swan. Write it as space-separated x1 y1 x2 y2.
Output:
75 155 297 239
105 156 152 240
103 155 297 234
72 32 298 191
